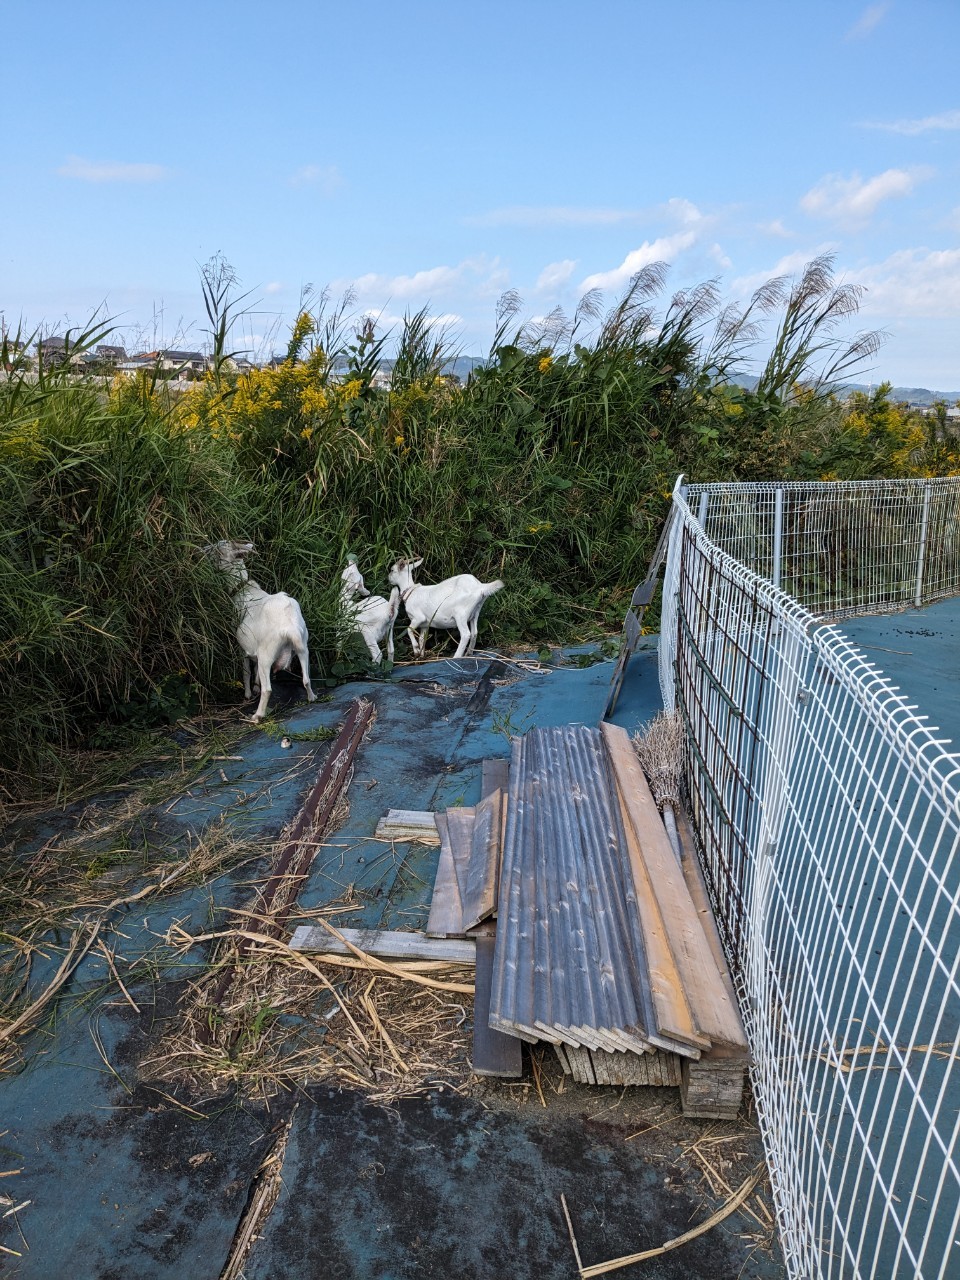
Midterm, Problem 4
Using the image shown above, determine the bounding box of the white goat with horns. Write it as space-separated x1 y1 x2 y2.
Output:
205 539 316 721
388 557 504 659
340 555 400 665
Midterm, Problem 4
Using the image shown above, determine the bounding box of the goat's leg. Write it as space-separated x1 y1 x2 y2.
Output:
365 636 382 663
407 624 423 660
242 654 254 699
452 621 472 659
386 625 395 663
295 640 317 702
466 615 480 656
252 655 273 721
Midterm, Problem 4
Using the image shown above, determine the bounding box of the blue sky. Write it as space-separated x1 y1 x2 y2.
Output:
3 0 959 388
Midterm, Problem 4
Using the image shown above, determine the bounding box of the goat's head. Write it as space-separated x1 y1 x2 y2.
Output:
202 539 255 585
341 558 369 598
388 557 423 588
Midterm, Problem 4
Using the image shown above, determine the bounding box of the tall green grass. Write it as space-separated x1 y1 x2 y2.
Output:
3 255 949 806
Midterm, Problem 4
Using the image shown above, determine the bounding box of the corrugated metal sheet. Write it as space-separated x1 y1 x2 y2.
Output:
489 725 698 1058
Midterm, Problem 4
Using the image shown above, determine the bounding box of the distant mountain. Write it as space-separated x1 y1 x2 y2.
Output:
725 376 960 405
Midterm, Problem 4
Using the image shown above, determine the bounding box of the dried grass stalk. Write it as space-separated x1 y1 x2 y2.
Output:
632 710 685 810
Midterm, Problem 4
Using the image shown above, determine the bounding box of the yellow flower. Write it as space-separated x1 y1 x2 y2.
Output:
338 378 363 403
300 386 329 416
394 434 405 447
538 355 553 373
300 427 314 440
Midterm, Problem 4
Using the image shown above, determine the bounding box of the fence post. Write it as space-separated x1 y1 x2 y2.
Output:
772 487 784 591
914 481 932 607
697 491 709 527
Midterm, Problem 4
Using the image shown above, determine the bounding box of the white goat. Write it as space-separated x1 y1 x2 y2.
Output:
340 556 400 665
388 557 504 659
206 539 316 722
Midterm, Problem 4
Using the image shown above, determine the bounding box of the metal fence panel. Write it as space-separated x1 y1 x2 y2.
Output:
661 478 960 1279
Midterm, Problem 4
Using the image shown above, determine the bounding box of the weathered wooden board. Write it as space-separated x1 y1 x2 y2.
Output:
445 805 478 905
471 927 523 1077
459 788 504 931
374 810 440 843
675 807 750 1058
602 723 747 1052
612 776 709 1052
680 1057 747 1119
426 812 466 938
289 925 476 964
481 757 510 799
555 1046 683 1087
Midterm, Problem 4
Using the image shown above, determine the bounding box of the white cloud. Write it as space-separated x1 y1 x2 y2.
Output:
800 167 930 224
709 243 733 269
353 264 461 299
347 255 508 304
579 231 697 293
290 164 344 194
758 219 793 238
57 155 168 183
661 197 706 228
863 108 960 136
845 1 890 40
263 281 284 295
731 246 838 297
853 247 960 318
536 259 578 292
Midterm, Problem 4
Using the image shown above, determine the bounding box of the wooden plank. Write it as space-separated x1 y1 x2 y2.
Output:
674 808 750 1057
444 806 477 905
426 813 466 938
602 723 747 1052
471 928 523 1077
374 809 440 844
481 757 510 799
680 1057 747 1119
289 925 476 964
611 774 708 1051
460 789 505 931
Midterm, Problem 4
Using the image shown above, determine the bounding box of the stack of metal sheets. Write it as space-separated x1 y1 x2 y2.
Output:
489 724 676 1055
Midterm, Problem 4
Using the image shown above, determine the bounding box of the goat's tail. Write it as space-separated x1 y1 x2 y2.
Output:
482 579 505 599
387 585 401 621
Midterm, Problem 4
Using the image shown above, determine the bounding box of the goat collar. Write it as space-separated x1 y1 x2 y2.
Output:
400 584 417 603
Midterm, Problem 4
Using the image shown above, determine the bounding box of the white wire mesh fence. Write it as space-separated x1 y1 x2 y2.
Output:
688 478 960 620
660 477 960 1279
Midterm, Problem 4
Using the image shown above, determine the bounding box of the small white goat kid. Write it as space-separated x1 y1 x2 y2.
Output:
206 540 316 721
388 557 504 659
340 556 400 664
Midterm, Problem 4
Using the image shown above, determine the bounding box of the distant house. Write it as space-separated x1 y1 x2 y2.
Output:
37 335 68 364
128 349 207 377
157 349 206 374
95 344 127 363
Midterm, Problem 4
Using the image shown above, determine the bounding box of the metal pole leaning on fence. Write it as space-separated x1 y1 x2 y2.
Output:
603 502 677 720
914 481 932 608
